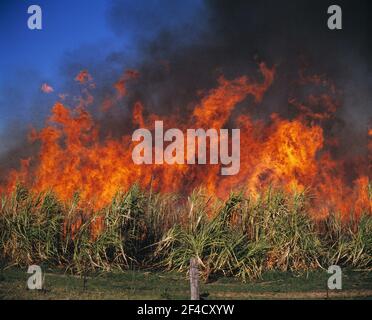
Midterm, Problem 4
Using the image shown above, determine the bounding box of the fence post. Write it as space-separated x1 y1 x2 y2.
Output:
190 257 200 300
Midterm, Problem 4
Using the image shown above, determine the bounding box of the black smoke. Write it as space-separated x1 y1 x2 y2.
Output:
107 0 372 160
1 0 371 179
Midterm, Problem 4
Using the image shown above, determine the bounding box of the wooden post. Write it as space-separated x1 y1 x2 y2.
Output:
190 258 199 300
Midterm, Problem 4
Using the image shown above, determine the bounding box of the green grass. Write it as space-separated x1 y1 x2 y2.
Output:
0 268 371 300
0 184 371 281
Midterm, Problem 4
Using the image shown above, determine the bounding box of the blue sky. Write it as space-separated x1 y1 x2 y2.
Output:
0 0 115 83
0 0 117 135
0 0 205 137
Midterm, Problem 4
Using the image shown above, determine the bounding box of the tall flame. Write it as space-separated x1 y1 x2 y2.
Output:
2 63 371 219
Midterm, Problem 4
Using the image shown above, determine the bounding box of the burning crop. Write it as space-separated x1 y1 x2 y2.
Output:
0 62 370 221
1 0 372 298
0 61 370 279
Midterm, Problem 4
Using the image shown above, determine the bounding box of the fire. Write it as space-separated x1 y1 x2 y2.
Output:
75 70 93 84
1 62 371 220
41 83 54 94
114 70 140 98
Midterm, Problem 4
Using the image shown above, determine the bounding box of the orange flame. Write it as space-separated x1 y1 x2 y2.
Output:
2 64 371 221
